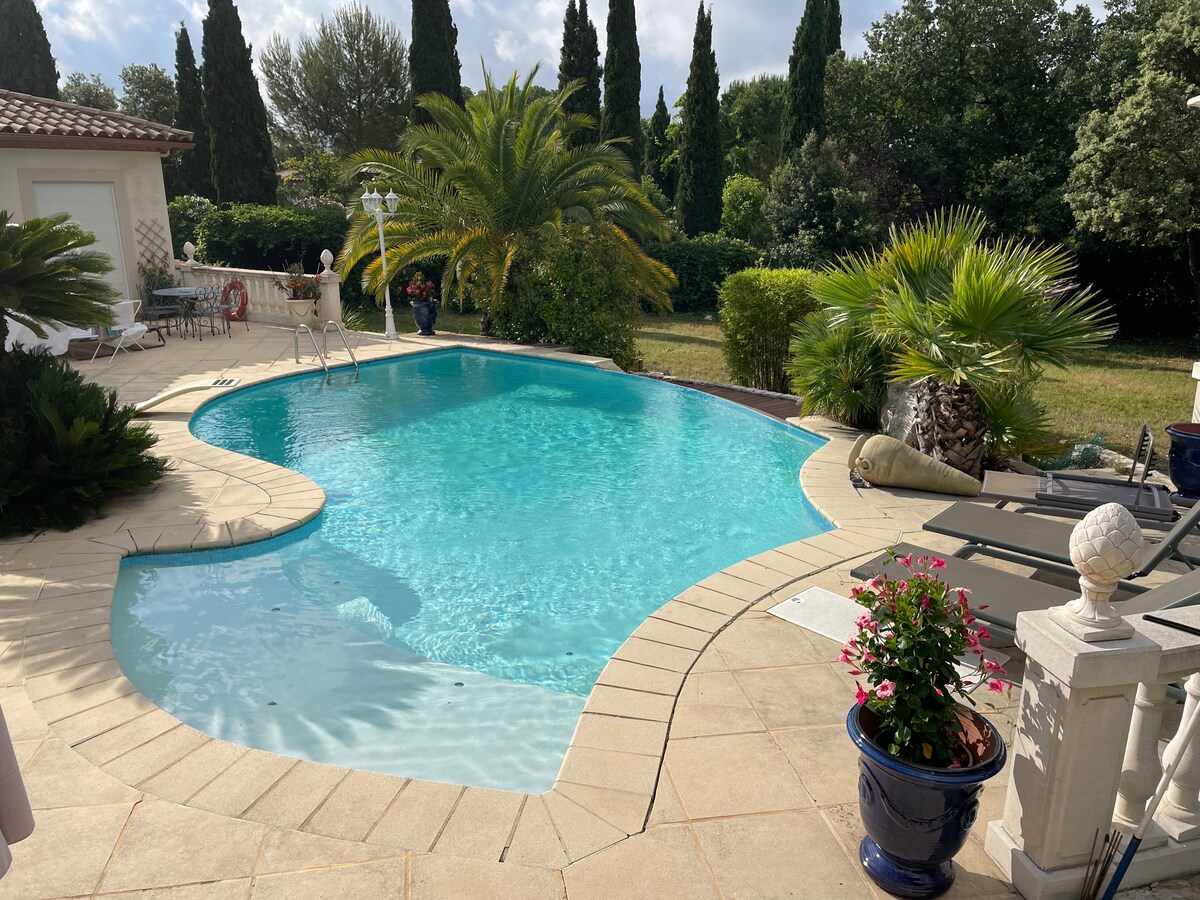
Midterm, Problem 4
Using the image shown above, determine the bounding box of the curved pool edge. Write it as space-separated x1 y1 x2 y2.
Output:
4 332 900 872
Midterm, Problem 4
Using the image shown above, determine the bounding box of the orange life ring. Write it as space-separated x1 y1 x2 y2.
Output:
220 280 249 321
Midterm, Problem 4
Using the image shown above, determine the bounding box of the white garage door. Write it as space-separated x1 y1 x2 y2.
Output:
33 181 130 298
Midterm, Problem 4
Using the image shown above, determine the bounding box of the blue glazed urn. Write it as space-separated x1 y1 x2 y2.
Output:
1167 423 1200 500
411 299 438 336
846 704 1006 899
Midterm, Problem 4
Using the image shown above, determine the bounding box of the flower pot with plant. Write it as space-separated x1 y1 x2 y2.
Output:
841 552 1010 899
274 263 322 319
407 272 438 335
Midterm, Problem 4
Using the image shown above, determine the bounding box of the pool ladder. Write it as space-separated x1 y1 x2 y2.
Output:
293 321 359 373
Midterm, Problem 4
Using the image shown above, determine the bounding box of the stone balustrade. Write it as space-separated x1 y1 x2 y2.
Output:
985 504 1200 899
175 243 343 328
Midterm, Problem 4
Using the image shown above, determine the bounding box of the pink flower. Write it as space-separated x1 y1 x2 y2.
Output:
977 604 989 610
855 683 868 706
850 587 864 599
987 679 1006 694
854 613 873 629
934 687 943 696
956 589 969 606
837 649 854 665
966 632 981 650
930 558 947 570
848 669 862 676
876 680 896 699
963 614 976 625
984 658 1007 674
920 595 931 611
976 625 992 642
862 652 878 664
898 553 913 569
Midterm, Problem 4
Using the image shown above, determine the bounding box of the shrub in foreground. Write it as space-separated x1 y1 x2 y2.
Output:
719 268 818 392
0 350 168 536
787 312 887 429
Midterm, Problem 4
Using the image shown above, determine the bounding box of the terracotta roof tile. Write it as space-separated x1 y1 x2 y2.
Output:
0 89 193 148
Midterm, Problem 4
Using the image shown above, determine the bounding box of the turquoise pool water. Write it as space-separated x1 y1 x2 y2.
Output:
113 349 829 791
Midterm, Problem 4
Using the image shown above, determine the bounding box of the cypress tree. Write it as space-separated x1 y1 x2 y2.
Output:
827 0 842 55
782 0 831 155
643 86 671 194
0 0 59 98
174 26 214 199
602 0 642 174
559 0 602 146
677 4 722 236
202 0 276 204
411 0 463 123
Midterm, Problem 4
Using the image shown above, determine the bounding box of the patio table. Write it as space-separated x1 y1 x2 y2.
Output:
154 286 205 337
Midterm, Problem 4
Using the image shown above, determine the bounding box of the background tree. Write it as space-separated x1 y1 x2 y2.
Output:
0 0 58 98
174 26 214 199
60 73 118 111
202 0 277 204
720 174 769 247
677 4 722 236
721 76 787 181
782 0 831 154
558 0 602 147
1067 0 1200 314
642 86 672 195
261 4 411 157
826 0 842 55
120 64 176 123
602 0 642 173
410 0 463 123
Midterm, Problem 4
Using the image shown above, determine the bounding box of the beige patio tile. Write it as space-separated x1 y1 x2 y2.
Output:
665 732 812 819
542 789 626 862
567 713 667 757
95 879 252 899
558 746 660 795
698 571 771 601
186 749 297 818
583 684 674 722
153 524 205 552
562 824 719 900
0 685 51 742
22 605 110 638
366 779 463 851
224 518 273 544
257 827 402 874
27 587 112 618
646 770 688 826
254 859 408 898
670 670 765 739
35 673 138 723
20 738 141 810
25 657 124 700
775 725 860 807
241 759 347 829
723 559 797 589
104 724 211 786
409 853 563 900
630 618 710 651
611 637 699 673
693 809 872 900
431 787 525 862
505 795 569 868
554 782 651 834
708 615 827 670
22 621 109 656
735 663 853 729
98 799 265 893
0 801 133 899
651 601 729 633
596 658 685 695
50 691 158 745
303 768 406 842
72 709 180 765
672 585 748 616
138 739 247 804
752 548 826 578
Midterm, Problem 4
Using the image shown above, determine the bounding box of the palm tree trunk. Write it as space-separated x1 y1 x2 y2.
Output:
913 377 987 480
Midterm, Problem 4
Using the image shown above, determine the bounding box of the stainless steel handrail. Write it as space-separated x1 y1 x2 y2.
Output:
320 321 359 370
293 324 328 373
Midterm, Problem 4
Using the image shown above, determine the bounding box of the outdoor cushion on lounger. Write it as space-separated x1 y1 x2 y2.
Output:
922 500 1200 587
980 469 1176 523
849 542 1200 638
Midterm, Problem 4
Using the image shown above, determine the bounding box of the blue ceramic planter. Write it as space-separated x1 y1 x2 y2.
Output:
411 300 438 336
846 705 1006 899
1167 424 1200 500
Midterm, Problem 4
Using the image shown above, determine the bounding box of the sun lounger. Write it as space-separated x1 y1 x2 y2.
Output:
849 543 1200 640
922 500 1200 588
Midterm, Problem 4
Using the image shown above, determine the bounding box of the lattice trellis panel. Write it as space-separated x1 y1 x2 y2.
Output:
134 218 172 268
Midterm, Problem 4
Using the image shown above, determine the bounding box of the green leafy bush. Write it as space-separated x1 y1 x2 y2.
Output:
0 350 168 536
721 174 770 247
787 312 888 429
194 203 349 274
166 195 216 257
643 233 759 312
719 268 819 392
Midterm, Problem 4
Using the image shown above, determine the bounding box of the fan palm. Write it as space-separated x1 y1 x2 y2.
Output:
0 211 117 354
815 208 1115 477
339 68 675 315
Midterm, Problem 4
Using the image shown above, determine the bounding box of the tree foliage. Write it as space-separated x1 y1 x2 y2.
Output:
410 0 463 123
643 86 674 198
783 0 832 153
721 175 769 248
558 0 603 147
60 73 118 111
601 0 642 173
0 0 58 99
261 4 410 156
120 64 176 124
677 3 722 237
174 26 214 200
202 0 277 205
721 76 787 182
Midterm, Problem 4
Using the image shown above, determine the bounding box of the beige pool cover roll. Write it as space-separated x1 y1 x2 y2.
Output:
0 702 34 878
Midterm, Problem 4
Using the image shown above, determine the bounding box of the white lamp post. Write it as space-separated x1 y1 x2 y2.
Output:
1189 96 1200 109
361 187 400 339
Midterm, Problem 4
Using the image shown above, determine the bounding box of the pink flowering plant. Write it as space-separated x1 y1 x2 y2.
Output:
842 551 1011 767
406 272 437 303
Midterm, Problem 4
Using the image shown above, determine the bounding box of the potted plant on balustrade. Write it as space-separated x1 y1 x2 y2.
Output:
407 271 438 335
274 263 323 319
842 552 1011 899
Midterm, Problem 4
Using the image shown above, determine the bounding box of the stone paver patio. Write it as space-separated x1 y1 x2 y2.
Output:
0 324 1045 898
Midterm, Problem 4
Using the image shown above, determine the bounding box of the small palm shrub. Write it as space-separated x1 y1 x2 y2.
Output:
719 268 818 392
788 312 888 430
0 350 168 536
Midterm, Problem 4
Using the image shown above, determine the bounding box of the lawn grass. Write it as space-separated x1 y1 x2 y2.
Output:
347 303 1194 456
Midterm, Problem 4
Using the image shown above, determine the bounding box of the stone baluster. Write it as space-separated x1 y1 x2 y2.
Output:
1113 679 1171 848
318 249 343 325
1155 672 1200 840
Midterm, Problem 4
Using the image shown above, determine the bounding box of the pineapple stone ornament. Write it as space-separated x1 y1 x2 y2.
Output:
1049 502 1143 642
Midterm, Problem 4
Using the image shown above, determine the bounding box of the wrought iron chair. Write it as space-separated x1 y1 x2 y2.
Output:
191 284 226 340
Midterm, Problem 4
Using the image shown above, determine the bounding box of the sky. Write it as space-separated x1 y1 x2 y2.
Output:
35 0 1107 115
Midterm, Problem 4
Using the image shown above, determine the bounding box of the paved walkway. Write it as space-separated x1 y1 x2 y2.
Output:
0 324 1029 898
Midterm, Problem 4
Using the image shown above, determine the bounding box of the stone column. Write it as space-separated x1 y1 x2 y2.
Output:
178 242 198 288
317 249 342 325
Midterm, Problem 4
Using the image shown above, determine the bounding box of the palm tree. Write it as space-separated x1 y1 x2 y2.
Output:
815 208 1115 477
339 68 675 317
0 211 117 354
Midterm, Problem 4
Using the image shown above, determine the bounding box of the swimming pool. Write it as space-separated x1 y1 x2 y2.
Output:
113 349 830 791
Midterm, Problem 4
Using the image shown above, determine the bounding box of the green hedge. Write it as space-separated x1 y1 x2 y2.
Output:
719 268 818 392
166 195 215 258
194 204 349 273
644 233 759 312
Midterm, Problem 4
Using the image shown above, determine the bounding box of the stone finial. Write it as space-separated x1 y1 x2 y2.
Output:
1049 502 1143 641
182 241 196 263
320 248 334 272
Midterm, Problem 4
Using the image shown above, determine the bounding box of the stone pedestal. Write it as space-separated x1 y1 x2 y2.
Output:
317 249 343 325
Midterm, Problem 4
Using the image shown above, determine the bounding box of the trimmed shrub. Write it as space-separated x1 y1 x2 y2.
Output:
719 268 818 392
194 203 349 273
787 311 888 429
644 233 759 312
0 350 168 536
721 174 770 247
166 195 216 258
